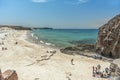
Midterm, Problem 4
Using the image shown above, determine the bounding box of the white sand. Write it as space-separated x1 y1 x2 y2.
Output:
0 28 111 80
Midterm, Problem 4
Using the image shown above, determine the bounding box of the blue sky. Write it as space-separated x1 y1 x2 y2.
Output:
0 0 120 29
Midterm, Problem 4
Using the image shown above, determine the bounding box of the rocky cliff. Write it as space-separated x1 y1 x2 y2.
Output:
96 14 120 58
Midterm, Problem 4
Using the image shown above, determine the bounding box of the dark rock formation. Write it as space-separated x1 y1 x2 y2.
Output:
32 27 53 30
110 62 120 77
0 69 18 80
69 38 96 45
60 44 95 55
96 14 120 58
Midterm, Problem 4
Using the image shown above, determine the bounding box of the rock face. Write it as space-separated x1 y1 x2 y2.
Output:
0 69 18 80
96 14 120 58
60 44 95 55
110 59 120 77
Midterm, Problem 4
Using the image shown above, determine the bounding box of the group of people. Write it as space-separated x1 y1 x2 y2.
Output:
2 47 7 51
92 64 111 78
0 41 4 45
0 34 7 51
0 41 7 51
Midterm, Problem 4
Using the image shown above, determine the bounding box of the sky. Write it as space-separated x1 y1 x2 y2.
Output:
0 0 120 29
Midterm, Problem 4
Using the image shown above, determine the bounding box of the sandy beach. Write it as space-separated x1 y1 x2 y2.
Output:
0 28 111 80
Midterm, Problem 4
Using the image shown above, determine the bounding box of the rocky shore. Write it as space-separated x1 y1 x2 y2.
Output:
60 44 97 59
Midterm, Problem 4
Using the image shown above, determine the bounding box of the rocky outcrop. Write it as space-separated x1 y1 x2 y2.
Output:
96 14 120 58
60 44 95 55
0 69 18 80
110 59 120 77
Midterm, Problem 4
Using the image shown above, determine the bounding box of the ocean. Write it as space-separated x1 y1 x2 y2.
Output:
31 29 98 48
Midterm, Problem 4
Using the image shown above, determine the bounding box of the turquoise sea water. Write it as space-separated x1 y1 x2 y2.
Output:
31 29 98 48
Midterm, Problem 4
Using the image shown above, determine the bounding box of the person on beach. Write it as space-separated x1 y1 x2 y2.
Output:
105 67 111 77
92 66 95 77
97 64 101 72
15 42 18 45
100 71 104 78
95 67 98 74
2 47 4 51
105 67 109 74
46 51 49 53
71 59 74 65
103 71 107 78
107 68 111 76
5 48 7 50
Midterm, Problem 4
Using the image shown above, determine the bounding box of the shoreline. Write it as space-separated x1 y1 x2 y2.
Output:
0 28 111 80
26 30 60 50
29 29 98 49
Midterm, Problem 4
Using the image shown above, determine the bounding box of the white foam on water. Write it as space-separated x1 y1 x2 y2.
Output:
35 36 38 39
45 42 55 46
45 43 51 45
31 33 34 37
40 41 44 43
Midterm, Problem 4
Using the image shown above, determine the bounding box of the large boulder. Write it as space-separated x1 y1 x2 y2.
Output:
96 14 120 58
0 69 18 80
110 59 120 77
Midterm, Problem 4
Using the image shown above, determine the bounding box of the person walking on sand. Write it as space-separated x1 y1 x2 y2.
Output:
71 59 74 65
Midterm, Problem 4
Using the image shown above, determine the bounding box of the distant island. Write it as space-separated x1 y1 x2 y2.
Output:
31 27 53 30
0 25 53 30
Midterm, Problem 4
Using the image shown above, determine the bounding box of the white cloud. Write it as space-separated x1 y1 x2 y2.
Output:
31 0 88 4
64 0 88 5
78 0 88 3
32 0 48 3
